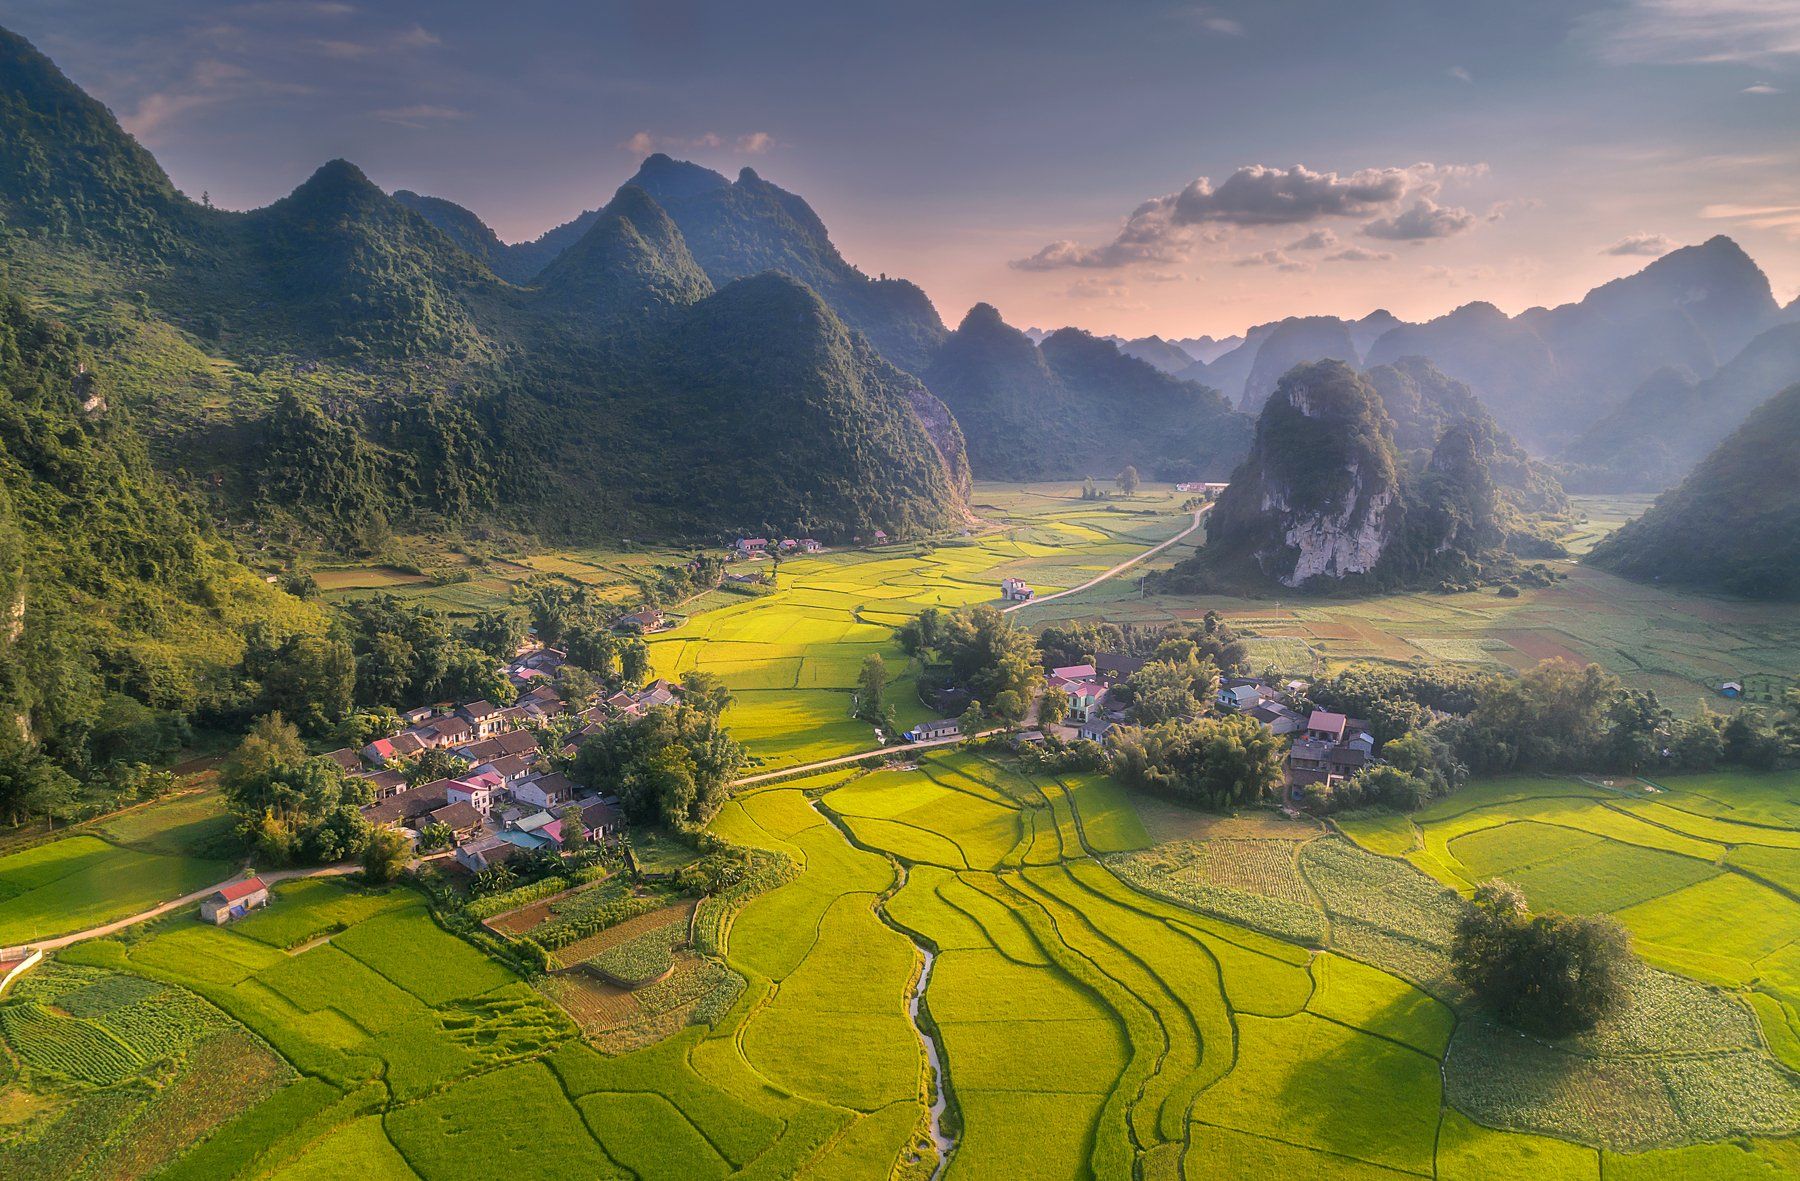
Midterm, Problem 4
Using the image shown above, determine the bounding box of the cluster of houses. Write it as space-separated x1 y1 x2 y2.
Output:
310 645 691 883
1173 481 1230 495
1213 677 1374 797
733 537 825 560
1040 661 1375 802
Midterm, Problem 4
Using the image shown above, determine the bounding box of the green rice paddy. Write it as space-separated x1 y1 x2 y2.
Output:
3 483 1797 1177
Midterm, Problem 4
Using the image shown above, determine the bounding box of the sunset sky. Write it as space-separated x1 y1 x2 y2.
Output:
10 0 1800 339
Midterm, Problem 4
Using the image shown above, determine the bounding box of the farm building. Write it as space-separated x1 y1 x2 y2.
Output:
200 877 270 925
908 718 961 742
1001 576 1034 601
1721 681 1744 698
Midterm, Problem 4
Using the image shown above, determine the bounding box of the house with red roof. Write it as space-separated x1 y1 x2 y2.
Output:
200 877 270 925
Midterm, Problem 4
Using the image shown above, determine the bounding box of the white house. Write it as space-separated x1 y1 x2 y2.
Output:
199 878 270 925
908 718 961 742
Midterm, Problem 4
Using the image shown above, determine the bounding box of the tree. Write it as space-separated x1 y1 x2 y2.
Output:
363 824 412 882
680 671 734 716
959 699 985 736
218 713 376 865
468 609 528 660
404 747 466 787
1106 714 1284 809
1039 684 1070 727
1122 658 1214 725
559 803 589 853
415 821 454 852
571 704 744 830
1116 464 1140 497
857 654 889 720
618 636 650 688
1451 881 1632 1037
220 713 307 812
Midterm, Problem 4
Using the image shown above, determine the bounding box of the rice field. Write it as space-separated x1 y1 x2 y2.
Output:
9 484 1800 1177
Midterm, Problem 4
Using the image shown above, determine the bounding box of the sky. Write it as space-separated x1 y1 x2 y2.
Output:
8 0 1800 339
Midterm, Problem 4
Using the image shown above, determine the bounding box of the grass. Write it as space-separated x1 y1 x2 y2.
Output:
0 834 229 945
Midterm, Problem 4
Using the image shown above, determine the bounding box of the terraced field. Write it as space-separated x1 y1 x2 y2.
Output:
5 485 1799 1177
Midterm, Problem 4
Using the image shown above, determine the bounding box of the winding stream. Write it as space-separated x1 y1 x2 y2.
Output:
906 940 954 1178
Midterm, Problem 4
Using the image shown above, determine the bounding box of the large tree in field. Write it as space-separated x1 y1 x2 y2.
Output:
1107 714 1283 809
1452 880 1633 1037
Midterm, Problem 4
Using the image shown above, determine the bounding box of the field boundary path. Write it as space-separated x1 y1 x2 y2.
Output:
22 850 457 954
1000 504 1206 615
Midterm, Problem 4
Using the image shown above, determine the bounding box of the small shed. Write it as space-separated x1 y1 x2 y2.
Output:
200 877 270 925
1720 681 1744 699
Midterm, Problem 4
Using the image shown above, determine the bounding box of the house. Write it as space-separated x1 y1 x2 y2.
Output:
362 782 451 828
907 718 961 742
446 773 505 816
459 701 505 740
1094 653 1149 684
454 835 520 874
474 753 532 784
512 809 557 837
1001 576 1034 602
580 797 625 841
873 529 889 545
1721 681 1744 698
1078 716 1116 744
428 801 485 843
799 539 823 554
403 705 436 725
1304 710 1349 743
355 769 409 799
617 608 664 633
637 679 679 709
1065 680 1110 723
1050 663 1097 683
1217 681 1265 711
734 537 769 558
457 730 540 766
361 737 400 766
778 538 798 552
512 772 577 810
1246 702 1304 736
200 878 270 925
323 748 363 775
417 716 473 749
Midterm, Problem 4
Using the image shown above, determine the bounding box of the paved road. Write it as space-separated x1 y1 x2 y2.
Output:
1001 504 1206 615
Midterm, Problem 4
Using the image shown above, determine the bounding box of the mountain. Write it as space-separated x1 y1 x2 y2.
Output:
0 26 188 257
1588 382 1800 598
1349 310 1404 356
624 155 946 373
0 26 967 552
1163 360 1548 593
1559 321 1800 491
391 190 537 284
0 281 323 781
531 185 713 331
1110 335 1198 374
1174 321 1274 399
924 304 1250 481
228 160 501 360
1364 238 1784 450
1172 334 1242 364
1241 316 1361 412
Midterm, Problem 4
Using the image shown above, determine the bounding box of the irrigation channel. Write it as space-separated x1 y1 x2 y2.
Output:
907 942 954 1177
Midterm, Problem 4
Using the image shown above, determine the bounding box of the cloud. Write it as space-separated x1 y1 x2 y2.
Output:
120 59 310 138
1178 5 1246 36
1231 249 1312 273
1743 82 1784 94
372 104 468 128
1066 277 1131 299
1362 198 1478 241
1700 201 1800 231
1448 65 1473 83
620 130 777 155
1286 227 1339 251
1578 0 1800 65
1011 162 1482 270
1602 232 1677 256
1325 246 1395 263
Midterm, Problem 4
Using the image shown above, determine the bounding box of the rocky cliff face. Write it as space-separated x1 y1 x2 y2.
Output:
1198 361 1407 588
